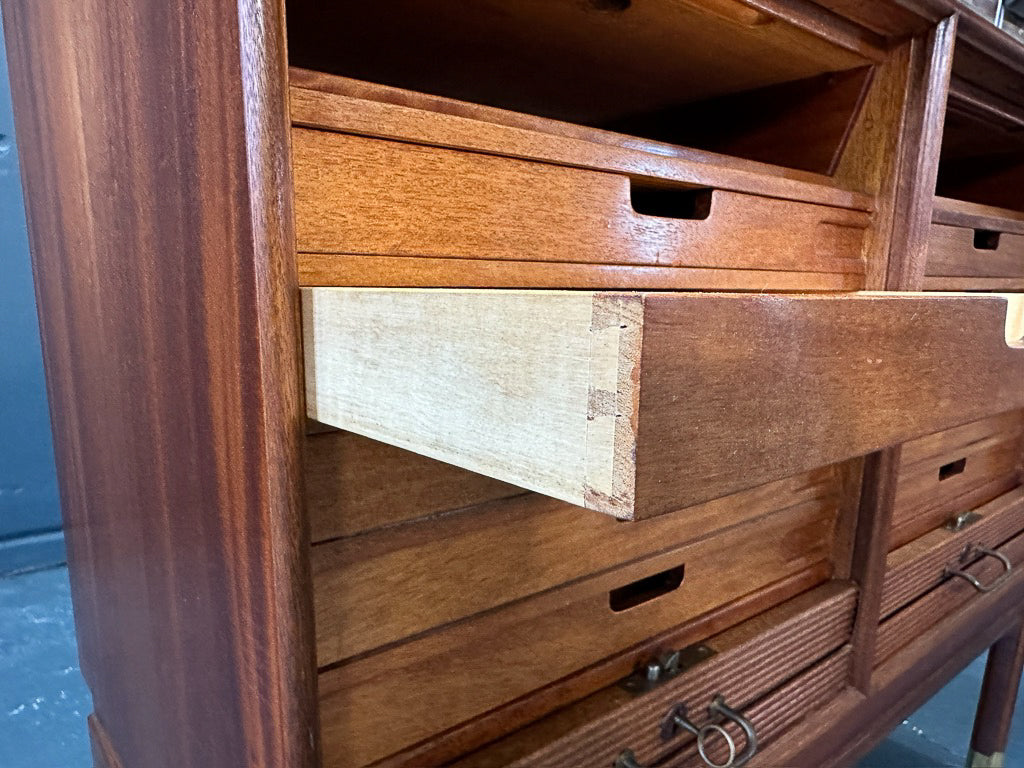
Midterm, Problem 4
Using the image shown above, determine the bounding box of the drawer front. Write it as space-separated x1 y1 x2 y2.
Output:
316 498 837 766
877 525 1024 667
890 410 1024 550
926 222 1024 280
651 647 851 768
496 586 855 768
292 129 868 274
880 487 1024 618
313 464 843 663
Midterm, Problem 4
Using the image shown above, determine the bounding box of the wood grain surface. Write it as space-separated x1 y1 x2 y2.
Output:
927 224 1024 279
292 129 869 274
285 0 872 128
876 527 1024 667
881 486 1024 617
289 83 874 211
0 1 318 766
304 431 523 542
889 410 1024 549
495 586 855 768
312 466 842 663
316 500 834 765
305 289 1024 519
971 621 1024 758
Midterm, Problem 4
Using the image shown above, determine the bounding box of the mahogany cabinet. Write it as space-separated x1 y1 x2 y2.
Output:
3 0 1024 767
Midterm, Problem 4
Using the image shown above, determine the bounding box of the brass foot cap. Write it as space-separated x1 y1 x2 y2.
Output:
967 749 1005 768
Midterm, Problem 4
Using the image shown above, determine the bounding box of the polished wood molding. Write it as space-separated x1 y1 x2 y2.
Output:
0 0 318 765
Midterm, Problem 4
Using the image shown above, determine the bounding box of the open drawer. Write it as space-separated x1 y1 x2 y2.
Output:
303 289 1024 519
925 198 1024 291
443 584 855 768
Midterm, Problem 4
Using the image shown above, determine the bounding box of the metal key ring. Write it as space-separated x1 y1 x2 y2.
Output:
697 722 737 768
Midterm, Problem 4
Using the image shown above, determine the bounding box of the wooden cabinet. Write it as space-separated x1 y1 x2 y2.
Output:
4 0 1024 767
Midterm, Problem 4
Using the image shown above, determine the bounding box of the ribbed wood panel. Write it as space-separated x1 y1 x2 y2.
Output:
880 487 1024 617
877 529 1024 666
673 647 852 767
504 587 855 768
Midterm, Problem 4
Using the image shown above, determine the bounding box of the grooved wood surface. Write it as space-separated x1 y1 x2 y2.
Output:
313 466 842 664
880 487 1024 618
316 500 834 765
876 525 1024 666
373 570 829 768
890 410 1024 549
0 1 318 766
498 587 855 768
668 647 852 768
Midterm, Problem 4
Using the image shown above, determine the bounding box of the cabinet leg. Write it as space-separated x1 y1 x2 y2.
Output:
968 621 1024 768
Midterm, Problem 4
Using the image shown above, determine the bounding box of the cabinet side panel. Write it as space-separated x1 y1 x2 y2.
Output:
0 1 318 766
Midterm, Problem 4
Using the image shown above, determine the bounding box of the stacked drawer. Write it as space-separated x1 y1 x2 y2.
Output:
289 71 871 292
293 72 1024 767
876 411 1024 666
308 430 851 766
925 197 1024 291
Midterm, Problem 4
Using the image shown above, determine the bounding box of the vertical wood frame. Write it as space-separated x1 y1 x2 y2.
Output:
836 15 957 690
0 1 318 766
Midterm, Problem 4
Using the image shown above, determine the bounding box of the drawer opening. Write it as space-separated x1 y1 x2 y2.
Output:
938 457 967 480
286 0 881 177
609 564 686 612
973 230 1002 250
629 184 712 220
933 70 1024 213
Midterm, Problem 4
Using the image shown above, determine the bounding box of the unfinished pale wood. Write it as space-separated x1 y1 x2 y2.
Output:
316 500 835 767
292 130 868 276
304 289 1024 518
304 431 523 542
312 465 843 663
890 411 1024 549
288 85 873 211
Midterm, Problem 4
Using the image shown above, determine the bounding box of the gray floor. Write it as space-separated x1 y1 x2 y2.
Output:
0 567 1018 767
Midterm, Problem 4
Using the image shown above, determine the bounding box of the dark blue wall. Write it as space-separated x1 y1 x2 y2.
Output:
0 18 64 574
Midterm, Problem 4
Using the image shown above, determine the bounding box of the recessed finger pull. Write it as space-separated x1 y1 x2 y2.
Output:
614 695 757 768
944 545 1013 593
